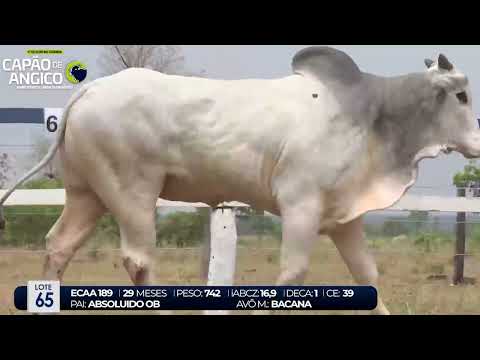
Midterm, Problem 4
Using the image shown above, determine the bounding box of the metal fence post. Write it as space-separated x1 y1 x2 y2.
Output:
255 208 264 243
199 207 212 281
453 187 466 285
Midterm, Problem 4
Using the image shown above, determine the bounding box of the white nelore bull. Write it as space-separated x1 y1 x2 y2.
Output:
1 47 479 315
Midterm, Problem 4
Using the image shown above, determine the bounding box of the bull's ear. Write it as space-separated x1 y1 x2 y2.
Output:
438 54 453 71
424 58 434 69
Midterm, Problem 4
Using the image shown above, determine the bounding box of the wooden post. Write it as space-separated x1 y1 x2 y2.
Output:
453 187 466 285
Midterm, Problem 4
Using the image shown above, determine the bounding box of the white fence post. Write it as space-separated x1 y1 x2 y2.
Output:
204 206 238 315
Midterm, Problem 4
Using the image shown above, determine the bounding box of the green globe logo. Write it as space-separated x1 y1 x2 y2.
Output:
65 61 87 84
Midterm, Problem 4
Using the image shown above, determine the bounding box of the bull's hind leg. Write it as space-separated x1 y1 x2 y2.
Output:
43 189 106 281
329 217 390 315
118 212 157 287
117 208 175 315
91 174 162 287
94 176 173 315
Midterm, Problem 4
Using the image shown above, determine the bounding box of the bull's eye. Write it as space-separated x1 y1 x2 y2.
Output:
456 91 468 104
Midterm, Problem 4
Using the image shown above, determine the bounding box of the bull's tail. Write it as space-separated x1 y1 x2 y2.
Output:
0 82 94 229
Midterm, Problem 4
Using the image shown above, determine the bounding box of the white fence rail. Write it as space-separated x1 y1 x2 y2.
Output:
2 189 479 315
2 189 480 212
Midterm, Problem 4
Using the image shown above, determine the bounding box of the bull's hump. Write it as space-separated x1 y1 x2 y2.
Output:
292 46 362 86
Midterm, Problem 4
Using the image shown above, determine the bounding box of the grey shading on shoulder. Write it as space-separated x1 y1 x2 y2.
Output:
291 46 363 85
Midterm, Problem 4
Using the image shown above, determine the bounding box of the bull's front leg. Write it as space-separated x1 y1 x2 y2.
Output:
254 197 321 315
329 217 390 315
276 199 321 286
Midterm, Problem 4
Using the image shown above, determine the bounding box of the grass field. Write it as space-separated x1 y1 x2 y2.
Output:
1 235 479 315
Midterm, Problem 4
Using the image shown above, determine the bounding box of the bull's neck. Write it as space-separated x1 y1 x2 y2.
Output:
380 73 432 118
373 73 438 167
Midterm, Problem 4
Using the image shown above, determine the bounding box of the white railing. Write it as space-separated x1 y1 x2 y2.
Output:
2 189 479 315
2 189 480 212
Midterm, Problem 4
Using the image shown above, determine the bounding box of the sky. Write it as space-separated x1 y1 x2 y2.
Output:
0 45 479 195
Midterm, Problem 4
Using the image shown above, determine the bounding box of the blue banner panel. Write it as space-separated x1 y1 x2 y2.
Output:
14 285 377 311
0 108 44 123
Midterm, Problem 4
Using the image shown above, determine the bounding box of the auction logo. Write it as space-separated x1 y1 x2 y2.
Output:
65 61 87 84
1 50 87 90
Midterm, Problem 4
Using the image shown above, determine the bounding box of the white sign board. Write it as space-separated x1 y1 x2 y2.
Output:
43 108 63 138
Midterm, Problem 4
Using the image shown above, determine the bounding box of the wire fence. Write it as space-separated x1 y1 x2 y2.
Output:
1 207 480 254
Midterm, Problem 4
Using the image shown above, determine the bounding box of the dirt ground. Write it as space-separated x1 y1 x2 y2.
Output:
1 237 479 315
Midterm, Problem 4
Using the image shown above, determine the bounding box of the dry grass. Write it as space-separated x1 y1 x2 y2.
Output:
1 236 479 315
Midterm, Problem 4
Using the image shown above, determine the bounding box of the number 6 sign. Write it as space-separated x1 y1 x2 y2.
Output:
43 108 64 135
